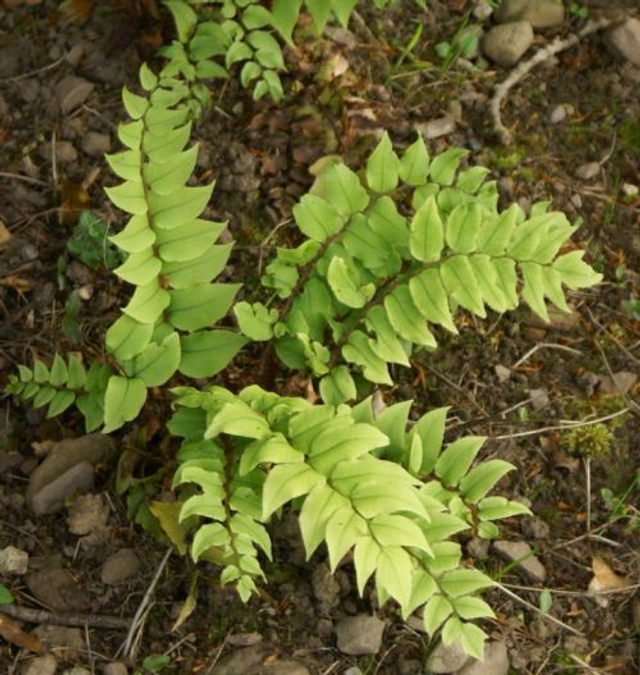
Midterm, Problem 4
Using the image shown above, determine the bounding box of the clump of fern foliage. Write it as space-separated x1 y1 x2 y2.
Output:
6 0 603 661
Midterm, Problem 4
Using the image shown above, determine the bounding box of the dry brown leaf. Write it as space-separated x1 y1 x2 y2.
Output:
0 614 43 653
57 0 94 25
0 220 12 246
588 556 627 606
0 276 35 292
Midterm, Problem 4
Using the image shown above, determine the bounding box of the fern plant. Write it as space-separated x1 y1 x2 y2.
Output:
6 0 604 662
235 133 601 403
169 384 528 657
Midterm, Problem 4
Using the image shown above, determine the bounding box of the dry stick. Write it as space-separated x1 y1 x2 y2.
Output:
0 605 130 630
490 18 612 145
491 407 629 440
121 547 172 658
493 580 584 636
0 172 49 187
512 342 583 369
0 53 68 85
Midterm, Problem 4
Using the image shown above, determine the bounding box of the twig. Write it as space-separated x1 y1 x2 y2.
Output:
500 582 640 597
0 605 130 630
585 456 592 533
568 654 607 674
491 408 629 440
0 53 67 85
512 342 583 369
494 580 584 636
122 547 172 657
0 172 49 187
490 18 612 145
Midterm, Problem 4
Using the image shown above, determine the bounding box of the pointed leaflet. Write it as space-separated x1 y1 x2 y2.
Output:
156 219 225 262
342 331 392 385
293 193 344 242
205 402 270 439
520 262 549 322
385 287 437 347
459 460 514 503
429 148 468 186
492 258 519 310
366 132 400 194
299 484 349 558
106 149 142 181
103 376 147 432
369 514 432 554
122 87 148 120
106 314 154 361
440 256 486 318
375 546 413 609
410 196 444 262
354 536 381 595
435 436 485 488
269 0 302 43
168 283 240 331
123 280 171 324
468 254 508 313
460 622 487 661
311 163 369 217
477 203 520 255
411 406 449 474
262 463 325 519
446 203 481 253
105 180 147 216
327 256 372 308
366 305 411 366
453 596 495 620
375 400 412 461
553 251 602 289
351 480 428 519
319 366 357 405
409 269 458 334
239 433 303 476
441 569 493 597
110 214 155 253
331 0 358 27
47 390 76 418
422 595 453 636
163 244 233 289
49 354 68 387
114 247 162 286
149 184 214 230
399 135 430 186
308 423 388 475
165 1 197 42
325 506 368 572
234 302 278 341
540 266 570 312
144 145 199 195
131 332 181 387
478 496 531 521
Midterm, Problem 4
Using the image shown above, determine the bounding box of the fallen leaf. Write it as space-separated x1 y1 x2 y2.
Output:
588 556 627 607
0 614 43 653
0 220 12 246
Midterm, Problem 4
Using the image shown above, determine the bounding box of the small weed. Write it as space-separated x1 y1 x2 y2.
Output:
569 3 589 19
67 211 119 269
134 653 171 674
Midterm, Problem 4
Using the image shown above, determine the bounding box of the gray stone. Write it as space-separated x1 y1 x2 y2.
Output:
40 141 78 164
0 545 29 574
418 116 456 139
343 668 363 675
607 18 640 67
311 563 340 610
26 568 91 612
211 644 270 675
32 625 84 659
549 105 567 124
598 371 637 396
473 1 494 21
335 615 385 655
493 540 547 583
26 434 116 515
495 0 565 28
21 655 57 675
482 22 534 67
494 365 511 383
622 183 638 197
575 162 600 180
56 76 94 114
467 537 491 560
81 131 111 157
101 549 140 585
459 640 509 675
529 388 550 411
428 640 471 673
103 665 128 675
522 516 551 540
29 461 95 516
17 79 40 104
0 40 33 79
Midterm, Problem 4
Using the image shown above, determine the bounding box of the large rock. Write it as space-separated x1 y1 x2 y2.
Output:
493 540 547 583
459 640 510 675
21 655 57 675
26 435 116 515
101 549 140 586
334 615 385 655
495 0 565 28
26 568 91 612
607 18 640 67
427 640 471 673
483 22 534 67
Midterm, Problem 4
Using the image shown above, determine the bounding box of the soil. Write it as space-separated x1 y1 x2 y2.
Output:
0 1 638 674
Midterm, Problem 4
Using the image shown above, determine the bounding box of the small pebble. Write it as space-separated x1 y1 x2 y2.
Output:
575 162 600 181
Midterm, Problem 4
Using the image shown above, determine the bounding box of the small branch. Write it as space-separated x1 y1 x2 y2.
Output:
0 172 49 187
494 580 584 636
0 605 130 630
490 18 612 145
0 53 68 85
512 342 583 369
491 408 629 440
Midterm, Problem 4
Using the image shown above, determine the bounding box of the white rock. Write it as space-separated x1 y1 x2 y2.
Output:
495 0 565 28
549 105 566 124
483 21 534 67
495 365 511 383
529 388 550 411
607 18 640 67
622 183 638 197
459 640 510 675
493 540 547 583
103 665 128 675
473 1 494 21
575 162 600 181
417 116 456 139
0 545 29 575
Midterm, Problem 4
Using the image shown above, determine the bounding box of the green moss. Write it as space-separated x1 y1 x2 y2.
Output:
562 423 614 459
